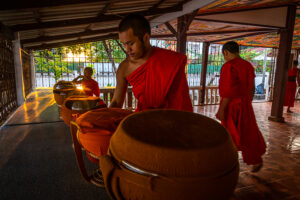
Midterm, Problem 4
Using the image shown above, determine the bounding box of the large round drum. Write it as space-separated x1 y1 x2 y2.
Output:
100 109 239 200
53 81 80 106
61 95 106 126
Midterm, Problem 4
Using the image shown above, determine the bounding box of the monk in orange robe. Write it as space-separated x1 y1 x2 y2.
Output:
110 14 192 112
216 41 266 172
73 67 100 97
284 60 300 113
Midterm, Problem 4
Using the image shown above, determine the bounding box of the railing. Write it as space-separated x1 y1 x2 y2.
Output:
100 86 220 108
189 86 220 106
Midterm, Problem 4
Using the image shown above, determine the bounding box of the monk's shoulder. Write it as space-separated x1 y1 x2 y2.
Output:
117 59 130 77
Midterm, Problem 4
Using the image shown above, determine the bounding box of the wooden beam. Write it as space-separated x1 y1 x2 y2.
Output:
164 22 177 36
21 27 118 44
151 28 276 38
149 0 166 10
181 10 198 35
32 9 41 23
26 33 118 50
97 2 113 17
11 4 183 32
269 5 297 122
176 16 186 53
194 17 281 29
208 30 277 43
0 0 109 11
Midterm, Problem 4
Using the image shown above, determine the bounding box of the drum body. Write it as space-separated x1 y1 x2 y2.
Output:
61 95 106 126
100 110 239 200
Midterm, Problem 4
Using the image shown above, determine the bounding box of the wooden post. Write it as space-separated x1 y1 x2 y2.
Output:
176 16 187 54
268 5 297 122
200 42 210 105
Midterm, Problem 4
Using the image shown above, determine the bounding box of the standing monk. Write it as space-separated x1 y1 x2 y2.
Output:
284 60 300 113
73 67 100 97
109 14 193 112
216 41 266 172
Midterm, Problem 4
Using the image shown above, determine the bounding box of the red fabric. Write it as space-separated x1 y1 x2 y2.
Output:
219 57 266 165
284 68 297 107
126 47 193 112
82 79 100 97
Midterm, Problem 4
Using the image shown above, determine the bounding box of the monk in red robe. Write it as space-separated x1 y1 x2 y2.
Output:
216 41 266 172
110 14 192 112
73 67 100 97
284 60 300 113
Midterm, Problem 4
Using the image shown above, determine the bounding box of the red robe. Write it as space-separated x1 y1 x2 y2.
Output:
82 79 100 97
284 67 298 107
126 47 193 112
219 57 266 165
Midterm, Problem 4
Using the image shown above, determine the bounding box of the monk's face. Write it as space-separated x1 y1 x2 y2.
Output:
119 28 149 61
222 50 230 62
84 68 93 79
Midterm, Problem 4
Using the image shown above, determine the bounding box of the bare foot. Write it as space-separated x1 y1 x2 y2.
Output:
251 163 263 173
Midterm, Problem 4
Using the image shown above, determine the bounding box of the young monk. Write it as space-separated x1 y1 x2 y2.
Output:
216 41 266 172
109 14 193 112
73 67 100 97
284 60 300 113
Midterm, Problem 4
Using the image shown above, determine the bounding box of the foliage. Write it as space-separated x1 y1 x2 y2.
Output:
34 40 127 82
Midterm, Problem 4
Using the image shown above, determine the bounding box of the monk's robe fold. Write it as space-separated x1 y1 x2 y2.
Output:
126 47 193 112
219 57 266 165
76 108 133 162
284 67 297 107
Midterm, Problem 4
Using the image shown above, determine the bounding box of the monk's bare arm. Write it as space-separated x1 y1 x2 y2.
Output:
216 98 231 121
72 75 84 84
109 61 128 108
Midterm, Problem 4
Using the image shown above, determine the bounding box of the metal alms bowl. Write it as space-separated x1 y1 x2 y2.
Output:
71 99 98 111
54 81 75 90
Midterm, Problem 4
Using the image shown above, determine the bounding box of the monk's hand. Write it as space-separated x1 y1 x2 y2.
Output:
216 108 225 121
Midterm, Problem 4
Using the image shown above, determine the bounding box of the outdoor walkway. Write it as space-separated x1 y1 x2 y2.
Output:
0 88 299 200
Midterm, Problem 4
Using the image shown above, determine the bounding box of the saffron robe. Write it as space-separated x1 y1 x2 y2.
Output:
76 108 133 163
219 57 266 165
284 67 298 107
126 47 193 112
82 79 100 97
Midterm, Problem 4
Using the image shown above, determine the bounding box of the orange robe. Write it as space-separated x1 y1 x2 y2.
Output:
82 79 100 97
219 57 266 165
284 68 298 107
126 47 193 112
76 108 133 163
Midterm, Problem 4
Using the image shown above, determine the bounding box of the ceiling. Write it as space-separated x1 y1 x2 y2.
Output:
0 0 300 50
151 0 300 48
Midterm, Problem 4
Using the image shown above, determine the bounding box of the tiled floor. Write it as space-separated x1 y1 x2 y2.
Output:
1 89 299 200
194 101 300 200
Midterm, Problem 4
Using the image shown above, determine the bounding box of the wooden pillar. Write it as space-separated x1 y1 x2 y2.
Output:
176 16 187 54
200 42 210 105
268 5 297 122
12 32 25 106
30 51 36 92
